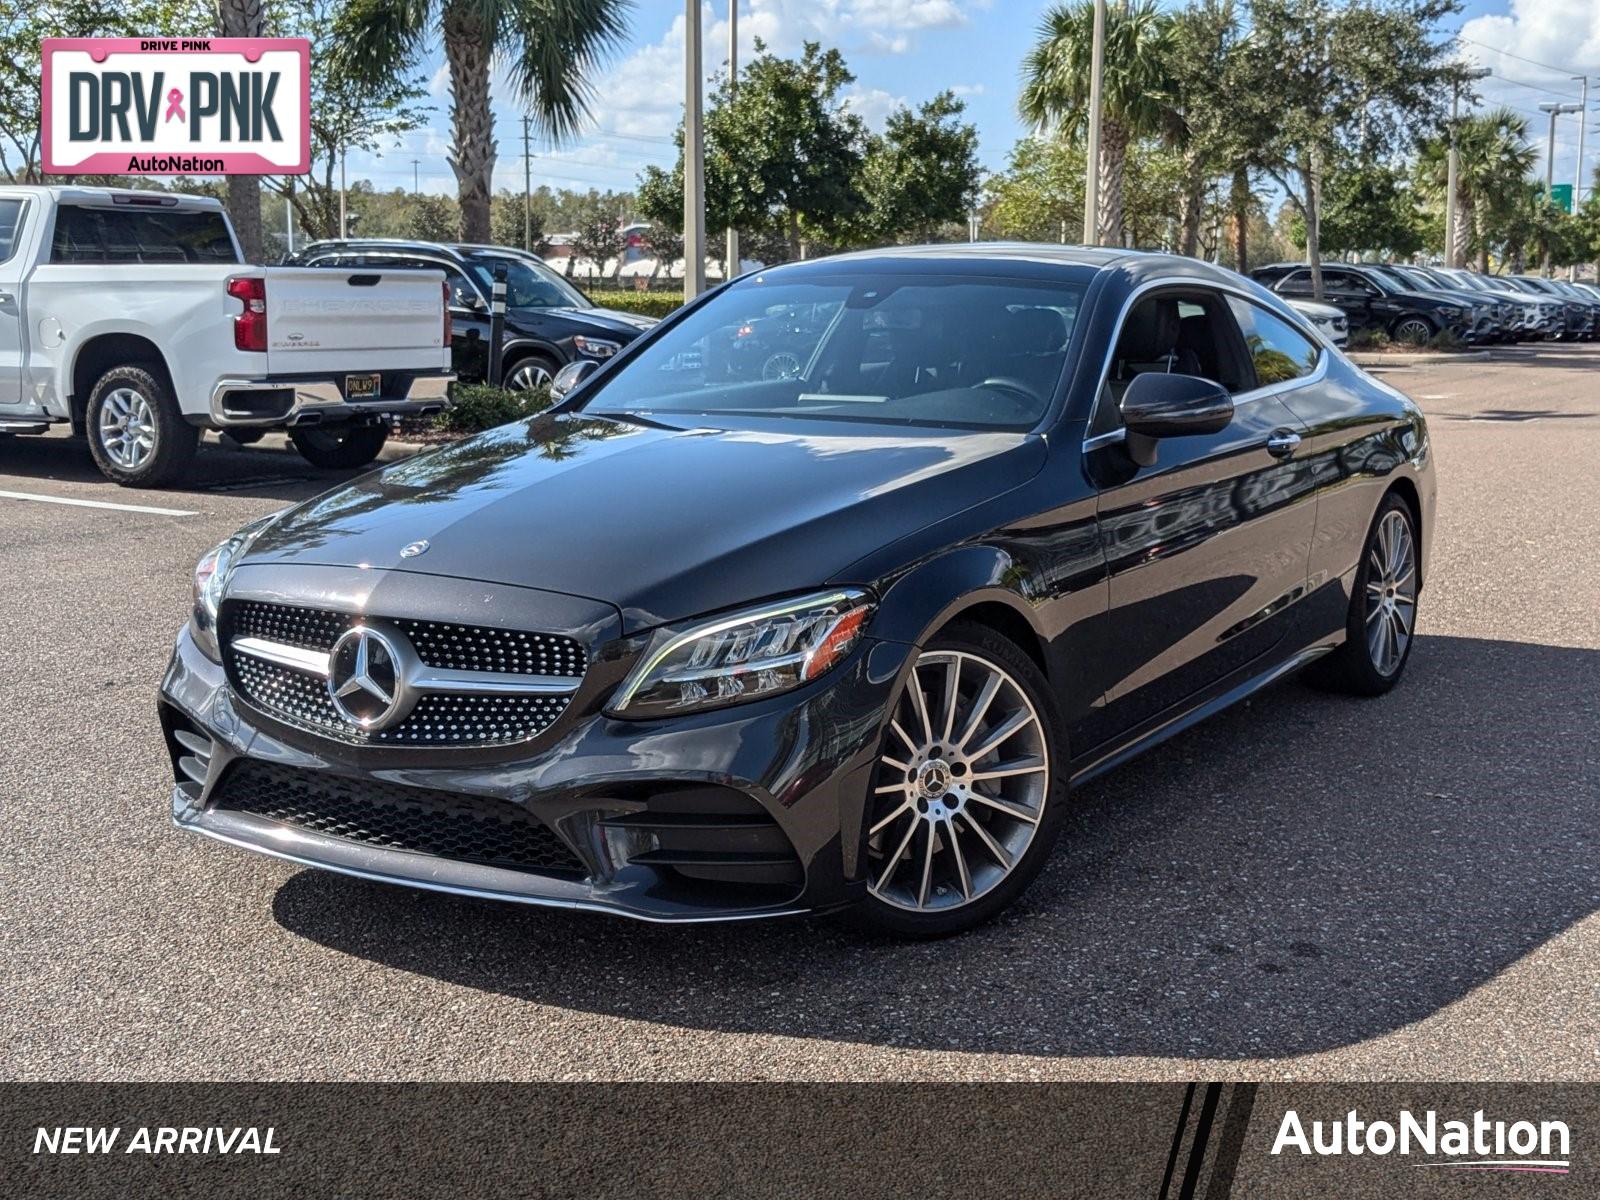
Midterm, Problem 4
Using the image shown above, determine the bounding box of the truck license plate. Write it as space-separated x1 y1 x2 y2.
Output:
346 373 381 399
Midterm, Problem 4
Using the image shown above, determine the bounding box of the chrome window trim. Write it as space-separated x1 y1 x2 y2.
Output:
1081 276 1329 452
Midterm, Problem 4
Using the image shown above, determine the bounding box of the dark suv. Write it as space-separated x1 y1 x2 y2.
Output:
287 240 658 390
1252 262 1480 345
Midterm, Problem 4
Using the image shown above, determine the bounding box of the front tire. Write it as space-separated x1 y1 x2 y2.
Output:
85 364 198 488
505 353 558 392
1306 493 1419 696
854 622 1068 938
288 422 389 470
1391 316 1435 346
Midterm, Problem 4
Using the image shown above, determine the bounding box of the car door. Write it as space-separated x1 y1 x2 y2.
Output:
1080 286 1319 746
0 195 30 409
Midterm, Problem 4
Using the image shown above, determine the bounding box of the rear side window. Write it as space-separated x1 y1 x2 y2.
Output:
49 205 239 264
1227 297 1321 388
0 198 25 263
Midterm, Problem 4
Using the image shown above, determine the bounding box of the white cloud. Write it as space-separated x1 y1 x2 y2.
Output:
1457 0 1600 195
842 86 907 130
594 0 978 142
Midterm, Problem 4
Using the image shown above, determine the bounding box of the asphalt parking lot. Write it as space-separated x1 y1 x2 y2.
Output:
3 343 1597 1082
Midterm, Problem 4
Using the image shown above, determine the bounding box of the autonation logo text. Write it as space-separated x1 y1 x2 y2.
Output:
1272 1109 1571 1175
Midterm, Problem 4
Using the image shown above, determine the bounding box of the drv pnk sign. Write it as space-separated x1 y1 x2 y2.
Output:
41 38 309 175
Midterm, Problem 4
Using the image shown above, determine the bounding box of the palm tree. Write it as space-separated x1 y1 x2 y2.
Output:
337 0 630 242
1020 0 1178 247
218 0 267 259
1419 108 1534 272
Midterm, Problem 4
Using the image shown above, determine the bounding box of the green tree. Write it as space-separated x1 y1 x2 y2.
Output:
1237 0 1462 297
637 41 867 263
571 196 627 280
335 0 630 242
0 0 210 181
983 136 1085 242
262 0 430 243
856 91 981 244
490 191 549 253
1315 155 1424 257
406 192 459 241
1167 0 1248 257
1020 0 1179 247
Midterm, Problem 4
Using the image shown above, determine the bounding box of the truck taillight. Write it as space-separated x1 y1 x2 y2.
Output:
442 280 452 347
227 276 267 352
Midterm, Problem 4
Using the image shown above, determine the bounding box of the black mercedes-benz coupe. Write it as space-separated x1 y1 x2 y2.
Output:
161 245 1435 936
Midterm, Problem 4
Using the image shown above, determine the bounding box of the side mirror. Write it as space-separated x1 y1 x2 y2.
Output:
550 358 599 400
1118 373 1233 467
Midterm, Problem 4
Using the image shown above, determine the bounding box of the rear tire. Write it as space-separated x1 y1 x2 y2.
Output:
851 621 1068 938
289 422 389 469
85 364 198 488
1305 493 1419 696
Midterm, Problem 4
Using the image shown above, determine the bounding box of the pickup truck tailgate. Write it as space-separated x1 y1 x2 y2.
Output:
262 267 447 374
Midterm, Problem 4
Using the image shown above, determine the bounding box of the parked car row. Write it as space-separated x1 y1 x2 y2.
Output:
1252 260 1600 346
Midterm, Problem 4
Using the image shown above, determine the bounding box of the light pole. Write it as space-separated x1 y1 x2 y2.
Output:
522 115 533 252
1082 0 1106 245
1444 66 1491 270
1539 100 1583 277
725 0 738 279
1571 76 1590 282
683 0 706 298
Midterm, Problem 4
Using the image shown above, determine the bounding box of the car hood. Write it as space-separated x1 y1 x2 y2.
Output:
532 306 657 334
242 414 1044 632
1390 290 1467 308
1289 300 1343 319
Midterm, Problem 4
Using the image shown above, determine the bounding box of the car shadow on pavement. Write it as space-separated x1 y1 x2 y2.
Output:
0 429 421 504
271 634 1599 1061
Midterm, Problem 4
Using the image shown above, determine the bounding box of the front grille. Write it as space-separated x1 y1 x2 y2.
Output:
222 601 585 747
213 759 586 876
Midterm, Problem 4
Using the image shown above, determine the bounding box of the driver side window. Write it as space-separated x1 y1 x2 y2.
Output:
1090 289 1247 436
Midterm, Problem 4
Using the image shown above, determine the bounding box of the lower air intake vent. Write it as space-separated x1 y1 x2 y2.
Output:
213 760 586 877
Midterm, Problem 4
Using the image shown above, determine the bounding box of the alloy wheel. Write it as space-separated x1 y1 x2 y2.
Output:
867 650 1050 912
1394 318 1432 346
98 387 156 470
507 361 552 391
1364 509 1417 676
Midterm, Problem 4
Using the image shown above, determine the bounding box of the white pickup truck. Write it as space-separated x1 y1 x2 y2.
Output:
0 186 454 486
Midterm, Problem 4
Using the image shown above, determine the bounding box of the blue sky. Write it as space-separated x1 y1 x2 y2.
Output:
349 0 1600 209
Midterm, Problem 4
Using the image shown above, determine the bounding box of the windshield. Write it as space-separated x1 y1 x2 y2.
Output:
466 256 590 309
577 273 1085 431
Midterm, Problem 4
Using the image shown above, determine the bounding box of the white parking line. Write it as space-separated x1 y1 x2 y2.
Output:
0 489 197 517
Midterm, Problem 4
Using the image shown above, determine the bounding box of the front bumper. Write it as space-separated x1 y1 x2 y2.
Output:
161 620 908 923
209 371 454 428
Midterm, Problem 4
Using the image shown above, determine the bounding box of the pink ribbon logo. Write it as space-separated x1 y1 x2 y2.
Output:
164 88 185 123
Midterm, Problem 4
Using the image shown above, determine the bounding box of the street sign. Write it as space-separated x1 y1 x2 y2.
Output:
1550 183 1573 213
42 38 310 175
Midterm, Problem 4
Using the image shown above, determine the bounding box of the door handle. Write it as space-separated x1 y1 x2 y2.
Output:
1266 430 1302 458
0 290 13 304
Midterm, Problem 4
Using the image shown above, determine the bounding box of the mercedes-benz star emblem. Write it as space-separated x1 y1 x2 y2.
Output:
327 626 405 729
400 539 430 559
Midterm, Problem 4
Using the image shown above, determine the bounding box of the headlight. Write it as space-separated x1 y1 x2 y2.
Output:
189 514 279 661
572 335 621 359
608 589 874 718
1437 305 1462 318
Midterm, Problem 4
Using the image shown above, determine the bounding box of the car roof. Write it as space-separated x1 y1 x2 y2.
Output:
0 184 223 210
749 242 1255 288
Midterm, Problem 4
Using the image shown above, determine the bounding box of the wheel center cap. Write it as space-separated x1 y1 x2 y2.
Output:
917 759 953 798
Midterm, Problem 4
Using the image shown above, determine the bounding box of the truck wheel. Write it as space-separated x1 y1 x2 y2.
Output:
289 423 389 469
86 364 198 488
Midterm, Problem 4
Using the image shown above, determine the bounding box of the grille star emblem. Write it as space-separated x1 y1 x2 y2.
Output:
327 626 405 729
